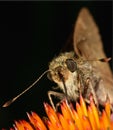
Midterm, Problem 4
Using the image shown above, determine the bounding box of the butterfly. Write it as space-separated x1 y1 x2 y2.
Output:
47 8 113 110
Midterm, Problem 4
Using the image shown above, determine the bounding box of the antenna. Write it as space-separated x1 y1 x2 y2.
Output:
2 70 50 107
85 57 111 62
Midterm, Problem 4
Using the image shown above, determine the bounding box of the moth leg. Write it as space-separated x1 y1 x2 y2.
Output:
86 79 99 108
48 90 65 111
84 98 90 104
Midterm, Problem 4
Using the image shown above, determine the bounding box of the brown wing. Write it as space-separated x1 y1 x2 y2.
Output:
73 8 113 88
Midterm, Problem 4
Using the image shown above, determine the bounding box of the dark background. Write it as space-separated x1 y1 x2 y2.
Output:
0 1 112 129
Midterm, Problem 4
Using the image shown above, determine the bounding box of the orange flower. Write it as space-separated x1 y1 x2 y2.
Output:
6 96 113 130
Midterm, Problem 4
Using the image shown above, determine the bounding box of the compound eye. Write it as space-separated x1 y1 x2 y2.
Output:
65 59 77 72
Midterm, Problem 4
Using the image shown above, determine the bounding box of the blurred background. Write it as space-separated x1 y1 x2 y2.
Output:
0 1 112 129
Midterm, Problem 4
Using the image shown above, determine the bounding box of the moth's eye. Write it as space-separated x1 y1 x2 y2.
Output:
65 59 77 72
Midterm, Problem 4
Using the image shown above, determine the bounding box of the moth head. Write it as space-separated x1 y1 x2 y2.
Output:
48 52 78 85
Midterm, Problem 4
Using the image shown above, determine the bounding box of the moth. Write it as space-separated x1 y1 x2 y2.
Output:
47 8 113 110
2 8 113 111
